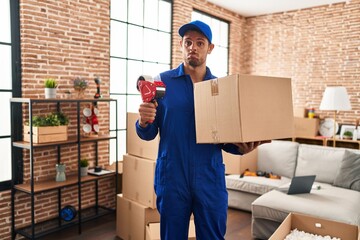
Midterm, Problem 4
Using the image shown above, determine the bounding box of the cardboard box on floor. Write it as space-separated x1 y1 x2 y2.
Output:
122 154 157 209
127 112 159 161
194 74 294 143
269 212 360 240
222 148 258 174
116 194 160 240
146 220 196 240
294 117 320 137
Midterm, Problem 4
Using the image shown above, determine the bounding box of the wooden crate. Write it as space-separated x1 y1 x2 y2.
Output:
23 125 68 143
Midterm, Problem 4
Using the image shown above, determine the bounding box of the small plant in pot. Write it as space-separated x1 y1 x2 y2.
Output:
44 78 58 99
343 131 353 140
80 159 89 177
73 77 88 98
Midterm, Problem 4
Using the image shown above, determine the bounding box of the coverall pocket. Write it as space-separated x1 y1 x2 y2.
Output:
155 155 167 186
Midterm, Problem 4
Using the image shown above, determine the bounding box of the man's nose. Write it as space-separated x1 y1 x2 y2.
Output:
189 43 197 51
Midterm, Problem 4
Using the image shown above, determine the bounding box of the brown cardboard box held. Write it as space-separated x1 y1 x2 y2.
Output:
127 112 159 160
194 74 294 143
269 213 360 240
222 148 258 174
146 220 196 240
294 117 320 137
116 194 160 240
123 154 156 209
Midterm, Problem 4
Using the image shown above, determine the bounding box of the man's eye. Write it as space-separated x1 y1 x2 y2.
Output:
185 41 192 47
197 42 205 47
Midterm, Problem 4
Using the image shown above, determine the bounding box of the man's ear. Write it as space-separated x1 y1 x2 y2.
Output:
179 39 183 47
207 43 215 54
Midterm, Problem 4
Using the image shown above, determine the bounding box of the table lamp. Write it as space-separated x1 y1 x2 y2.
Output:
319 86 351 147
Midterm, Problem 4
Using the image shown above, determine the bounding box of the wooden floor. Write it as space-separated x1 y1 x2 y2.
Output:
40 208 253 240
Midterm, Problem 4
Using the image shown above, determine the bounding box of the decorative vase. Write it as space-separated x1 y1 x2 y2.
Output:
45 88 57 99
75 88 85 99
55 163 66 182
80 166 88 177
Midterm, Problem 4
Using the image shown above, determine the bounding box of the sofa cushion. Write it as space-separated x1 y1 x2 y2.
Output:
257 140 299 178
226 174 291 195
334 150 360 191
252 182 360 226
295 144 345 184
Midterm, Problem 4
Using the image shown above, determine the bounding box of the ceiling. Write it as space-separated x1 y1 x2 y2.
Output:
206 0 349 17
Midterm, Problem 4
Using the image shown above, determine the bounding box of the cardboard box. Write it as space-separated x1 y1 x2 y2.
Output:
146 220 196 240
293 107 307 118
127 112 159 160
194 74 294 143
107 161 123 194
116 194 160 240
23 125 68 143
269 213 360 240
123 154 156 209
222 148 258 174
294 117 320 137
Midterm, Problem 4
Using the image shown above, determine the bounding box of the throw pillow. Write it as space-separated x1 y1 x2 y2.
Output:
333 150 360 191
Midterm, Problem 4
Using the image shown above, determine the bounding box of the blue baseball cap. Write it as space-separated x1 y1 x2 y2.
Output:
178 20 212 43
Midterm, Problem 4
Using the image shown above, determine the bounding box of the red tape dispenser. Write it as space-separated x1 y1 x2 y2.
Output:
136 75 166 123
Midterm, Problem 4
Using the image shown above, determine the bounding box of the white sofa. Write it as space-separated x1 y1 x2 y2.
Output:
225 140 360 239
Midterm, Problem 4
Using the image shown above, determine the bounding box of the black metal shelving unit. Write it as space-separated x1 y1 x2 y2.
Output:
10 98 118 240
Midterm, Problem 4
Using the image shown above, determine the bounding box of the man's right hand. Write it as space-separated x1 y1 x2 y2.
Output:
138 102 157 128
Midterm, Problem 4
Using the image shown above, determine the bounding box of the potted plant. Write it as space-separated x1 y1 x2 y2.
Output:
80 159 89 177
343 131 353 140
24 112 69 143
44 78 58 99
73 77 88 98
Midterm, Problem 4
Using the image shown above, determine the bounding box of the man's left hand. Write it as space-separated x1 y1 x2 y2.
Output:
232 141 271 154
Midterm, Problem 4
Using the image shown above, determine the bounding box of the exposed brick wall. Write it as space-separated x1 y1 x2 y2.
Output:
1 1 113 239
172 0 246 75
241 0 360 124
2 0 360 239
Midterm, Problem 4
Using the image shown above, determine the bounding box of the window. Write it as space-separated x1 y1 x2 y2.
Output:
0 0 21 191
109 0 172 163
192 11 229 77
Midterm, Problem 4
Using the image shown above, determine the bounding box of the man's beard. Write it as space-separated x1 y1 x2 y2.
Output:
188 59 199 67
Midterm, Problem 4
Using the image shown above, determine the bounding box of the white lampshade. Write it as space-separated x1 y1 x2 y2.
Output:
319 86 351 111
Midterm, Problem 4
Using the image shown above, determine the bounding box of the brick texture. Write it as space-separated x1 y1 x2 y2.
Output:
240 1 360 123
1 0 112 239
2 0 360 239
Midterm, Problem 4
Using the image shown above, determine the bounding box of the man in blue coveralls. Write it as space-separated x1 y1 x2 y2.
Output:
136 20 268 240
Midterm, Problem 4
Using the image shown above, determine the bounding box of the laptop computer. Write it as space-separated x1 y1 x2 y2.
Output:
278 175 316 195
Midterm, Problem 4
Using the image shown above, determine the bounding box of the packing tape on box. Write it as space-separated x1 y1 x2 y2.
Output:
211 128 220 143
211 79 219 96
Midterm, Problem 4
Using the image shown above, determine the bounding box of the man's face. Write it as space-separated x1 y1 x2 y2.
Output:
180 30 214 68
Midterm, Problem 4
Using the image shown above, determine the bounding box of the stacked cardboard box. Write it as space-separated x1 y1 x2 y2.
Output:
293 107 320 137
117 113 196 240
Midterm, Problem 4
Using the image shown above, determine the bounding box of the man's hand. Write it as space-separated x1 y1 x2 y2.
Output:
138 102 157 128
232 140 271 154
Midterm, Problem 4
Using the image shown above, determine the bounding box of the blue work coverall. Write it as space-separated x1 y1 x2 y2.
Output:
136 63 241 240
